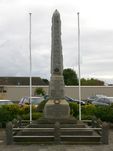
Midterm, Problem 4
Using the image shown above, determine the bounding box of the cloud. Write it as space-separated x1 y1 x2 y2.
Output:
0 0 112 84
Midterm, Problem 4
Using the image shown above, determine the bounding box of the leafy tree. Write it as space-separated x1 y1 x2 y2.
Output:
42 79 49 85
63 68 78 85
0 77 49 85
34 87 45 96
81 78 104 86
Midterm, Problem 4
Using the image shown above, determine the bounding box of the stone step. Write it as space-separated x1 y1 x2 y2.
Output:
14 127 54 136
14 127 94 136
13 134 101 144
13 135 54 142
61 130 93 135
60 128 94 135
12 122 102 144
61 141 102 145
61 135 101 142
35 117 77 124
14 126 100 137
19 129 54 136
29 123 82 128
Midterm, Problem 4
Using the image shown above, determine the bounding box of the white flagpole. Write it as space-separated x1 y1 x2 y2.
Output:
77 12 81 121
29 13 32 123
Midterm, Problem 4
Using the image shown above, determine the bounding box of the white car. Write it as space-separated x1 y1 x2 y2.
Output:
0 100 13 105
92 97 111 106
87 94 107 103
19 96 44 107
106 97 113 103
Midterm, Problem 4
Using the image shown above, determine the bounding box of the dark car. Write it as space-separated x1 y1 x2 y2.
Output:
65 96 85 105
92 97 111 106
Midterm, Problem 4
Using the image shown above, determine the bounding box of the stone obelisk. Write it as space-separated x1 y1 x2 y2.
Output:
49 9 64 99
44 10 70 119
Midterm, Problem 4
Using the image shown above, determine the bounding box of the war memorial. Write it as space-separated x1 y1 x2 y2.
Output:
5 10 109 145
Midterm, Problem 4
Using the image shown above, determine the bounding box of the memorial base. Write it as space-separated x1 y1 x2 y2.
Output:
44 99 70 119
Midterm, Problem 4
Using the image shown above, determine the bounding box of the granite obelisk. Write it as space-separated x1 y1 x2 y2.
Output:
44 10 70 119
49 9 64 99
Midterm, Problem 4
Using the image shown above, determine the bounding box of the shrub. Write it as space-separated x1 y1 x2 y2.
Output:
69 102 79 117
94 105 113 122
69 103 113 122
0 107 13 127
2 104 20 119
1 101 113 127
22 112 43 120
19 105 36 115
0 104 39 127
81 114 94 120
82 104 96 117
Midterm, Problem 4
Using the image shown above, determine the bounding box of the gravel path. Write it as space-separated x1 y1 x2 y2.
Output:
0 129 113 151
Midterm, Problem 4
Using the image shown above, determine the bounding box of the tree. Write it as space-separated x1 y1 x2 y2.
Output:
34 87 45 96
42 79 49 85
63 68 78 85
81 78 105 86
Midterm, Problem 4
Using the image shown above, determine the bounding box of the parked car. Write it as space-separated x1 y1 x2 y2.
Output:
65 96 85 105
92 97 111 106
0 100 14 105
106 97 113 103
87 94 107 104
19 96 44 107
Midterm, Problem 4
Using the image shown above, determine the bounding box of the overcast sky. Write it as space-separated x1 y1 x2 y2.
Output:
0 0 113 84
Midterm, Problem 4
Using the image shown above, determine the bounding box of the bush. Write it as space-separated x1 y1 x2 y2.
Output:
22 112 43 120
69 103 113 122
1 101 113 126
69 102 79 117
19 105 36 115
94 105 113 122
0 107 13 127
2 104 36 116
81 114 94 120
82 104 96 117
0 104 41 127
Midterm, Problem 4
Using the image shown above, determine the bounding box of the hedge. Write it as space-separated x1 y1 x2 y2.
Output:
1 102 113 127
69 102 113 122
0 104 42 127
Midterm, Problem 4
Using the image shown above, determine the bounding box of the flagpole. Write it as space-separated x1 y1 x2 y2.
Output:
77 12 81 121
29 13 32 123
